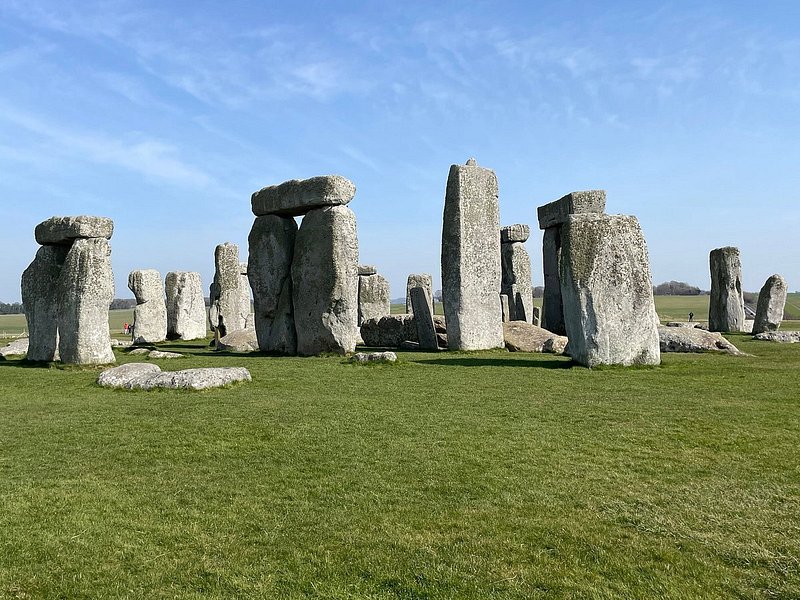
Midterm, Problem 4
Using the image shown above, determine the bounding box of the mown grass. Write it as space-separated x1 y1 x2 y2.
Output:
1 334 799 598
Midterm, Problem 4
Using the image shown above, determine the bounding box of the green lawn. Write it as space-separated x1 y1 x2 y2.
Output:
1 335 799 598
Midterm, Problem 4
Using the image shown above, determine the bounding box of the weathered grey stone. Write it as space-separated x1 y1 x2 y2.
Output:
503 321 568 354
741 319 754 334
560 214 660 367
500 224 530 244
405 274 433 315
148 350 184 359
58 237 115 365
709 246 746 333
0 338 29 358
21 245 68 361
165 272 207 341
532 305 541 327
537 191 606 230
500 294 510 322
410 286 438 351
501 240 533 323
441 160 504 351
97 363 161 388
34 215 114 245
216 327 258 352
98 364 251 390
540 227 565 335
109 338 132 348
658 326 743 355
351 351 397 363
209 243 250 337
753 274 787 334
292 205 359 355
251 175 355 217
128 269 167 344
128 347 151 355
360 314 414 347
358 273 390 325
358 264 377 276
753 331 800 343
248 215 297 354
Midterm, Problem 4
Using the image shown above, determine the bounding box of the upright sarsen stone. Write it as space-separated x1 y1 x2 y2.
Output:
165 272 207 340
292 205 359 355
410 286 438 351
248 215 298 354
560 214 660 367
500 224 533 323
128 269 167 344
21 245 68 361
358 273 390 325
405 274 433 315
709 246 746 333
441 159 504 350
209 243 249 337
753 274 787 334
57 238 115 365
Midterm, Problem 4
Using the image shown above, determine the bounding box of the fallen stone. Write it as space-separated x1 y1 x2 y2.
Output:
251 175 356 217
165 271 207 341
128 269 167 344
34 215 114 245
110 339 132 348
21 244 68 361
709 246 746 333
753 274 787 334
537 190 606 230
351 351 397 363
0 338 29 358
752 331 800 343
216 328 258 352
148 350 184 359
665 322 706 328
410 286 438 350
98 364 251 390
360 314 417 347
658 326 743 355
503 321 568 354
128 348 151 355
97 363 162 388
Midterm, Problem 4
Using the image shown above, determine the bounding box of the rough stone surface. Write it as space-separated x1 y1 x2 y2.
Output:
252 175 356 217
560 214 660 367
21 244 68 361
741 319 754 334
410 286 438 350
110 338 131 347
500 294 510 322
405 274 433 315
248 215 297 354
441 161 504 350
216 327 258 352
360 314 417 347
351 351 397 363
658 326 743 355
358 273 391 325
128 347 151 355
753 331 800 343
358 265 377 276
58 237 116 365
128 269 167 344
500 224 530 243
503 321 568 354
532 306 541 326
292 205 359 355
98 364 251 390
209 243 250 337
35 215 114 245
537 190 606 230
540 227 565 335
709 246 746 333
501 241 533 323
666 322 706 328
148 350 184 359
0 338 29 358
165 271 207 341
753 274 787 334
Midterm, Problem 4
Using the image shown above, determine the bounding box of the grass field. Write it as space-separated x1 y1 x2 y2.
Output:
1 333 799 597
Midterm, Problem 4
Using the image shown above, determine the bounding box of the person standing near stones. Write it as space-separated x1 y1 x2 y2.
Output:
688 312 694 322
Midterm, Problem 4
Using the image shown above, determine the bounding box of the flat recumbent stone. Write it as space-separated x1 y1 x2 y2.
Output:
251 175 356 217
35 215 114 245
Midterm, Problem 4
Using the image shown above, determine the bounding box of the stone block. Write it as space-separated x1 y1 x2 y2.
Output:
537 190 606 230
251 175 355 217
709 246 746 333
35 215 114 245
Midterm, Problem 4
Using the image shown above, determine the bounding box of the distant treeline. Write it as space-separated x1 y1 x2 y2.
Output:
0 302 24 315
652 281 704 296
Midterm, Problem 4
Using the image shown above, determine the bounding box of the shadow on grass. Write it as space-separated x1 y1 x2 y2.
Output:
411 356 576 369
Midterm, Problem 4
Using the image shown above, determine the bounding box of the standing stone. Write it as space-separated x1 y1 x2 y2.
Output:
248 215 298 354
127 269 167 344
165 272 207 340
239 262 252 324
500 224 533 323
709 246 746 333
57 238 115 364
292 205 359 355
405 274 433 315
208 243 249 338
532 305 541 327
441 159 504 350
410 286 438 351
500 294 511 323
358 272 391 325
559 214 660 367
753 274 787 334
21 245 68 361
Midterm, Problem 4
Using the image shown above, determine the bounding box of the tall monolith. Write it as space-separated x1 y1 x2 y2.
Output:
753 274 787 334
21 245 68 361
709 246 745 333
165 271 207 340
500 224 533 323
128 269 167 344
209 243 249 337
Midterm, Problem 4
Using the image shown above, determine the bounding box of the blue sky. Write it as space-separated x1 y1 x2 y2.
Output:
1 0 798 302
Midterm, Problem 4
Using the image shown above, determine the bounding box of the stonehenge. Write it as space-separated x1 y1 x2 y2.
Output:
165 271 207 341
208 242 251 338
752 274 787 334
500 224 533 323
358 267 390 326
21 216 115 364
128 269 167 344
708 246 746 333
410 286 438 351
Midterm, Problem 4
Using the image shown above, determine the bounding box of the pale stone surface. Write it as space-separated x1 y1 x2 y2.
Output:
292 205 359 355
128 347 151 355
503 322 568 354
360 314 417 347
500 224 530 243
0 338 29 358
358 265 377 276
58 238 115 365
35 215 114 245
753 331 800 343
742 319 754 334
209 243 250 337
753 274 787 334
165 272 207 341
560 214 660 367
709 246 746 333
128 269 167 344
251 175 355 217
405 274 433 314
110 338 132 348
98 364 251 390
351 351 397 363
537 191 606 230
216 327 258 352
148 350 184 359
501 241 533 323
21 245 68 361
532 305 541 327
248 215 297 353
658 326 742 355
540 227 565 335
410 286 438 350
665 322 706 328
441 160 504 351
500 294 510 322
358 273 391 325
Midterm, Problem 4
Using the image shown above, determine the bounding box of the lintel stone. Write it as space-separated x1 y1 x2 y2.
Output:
251 175 355 217
536 190 606 230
